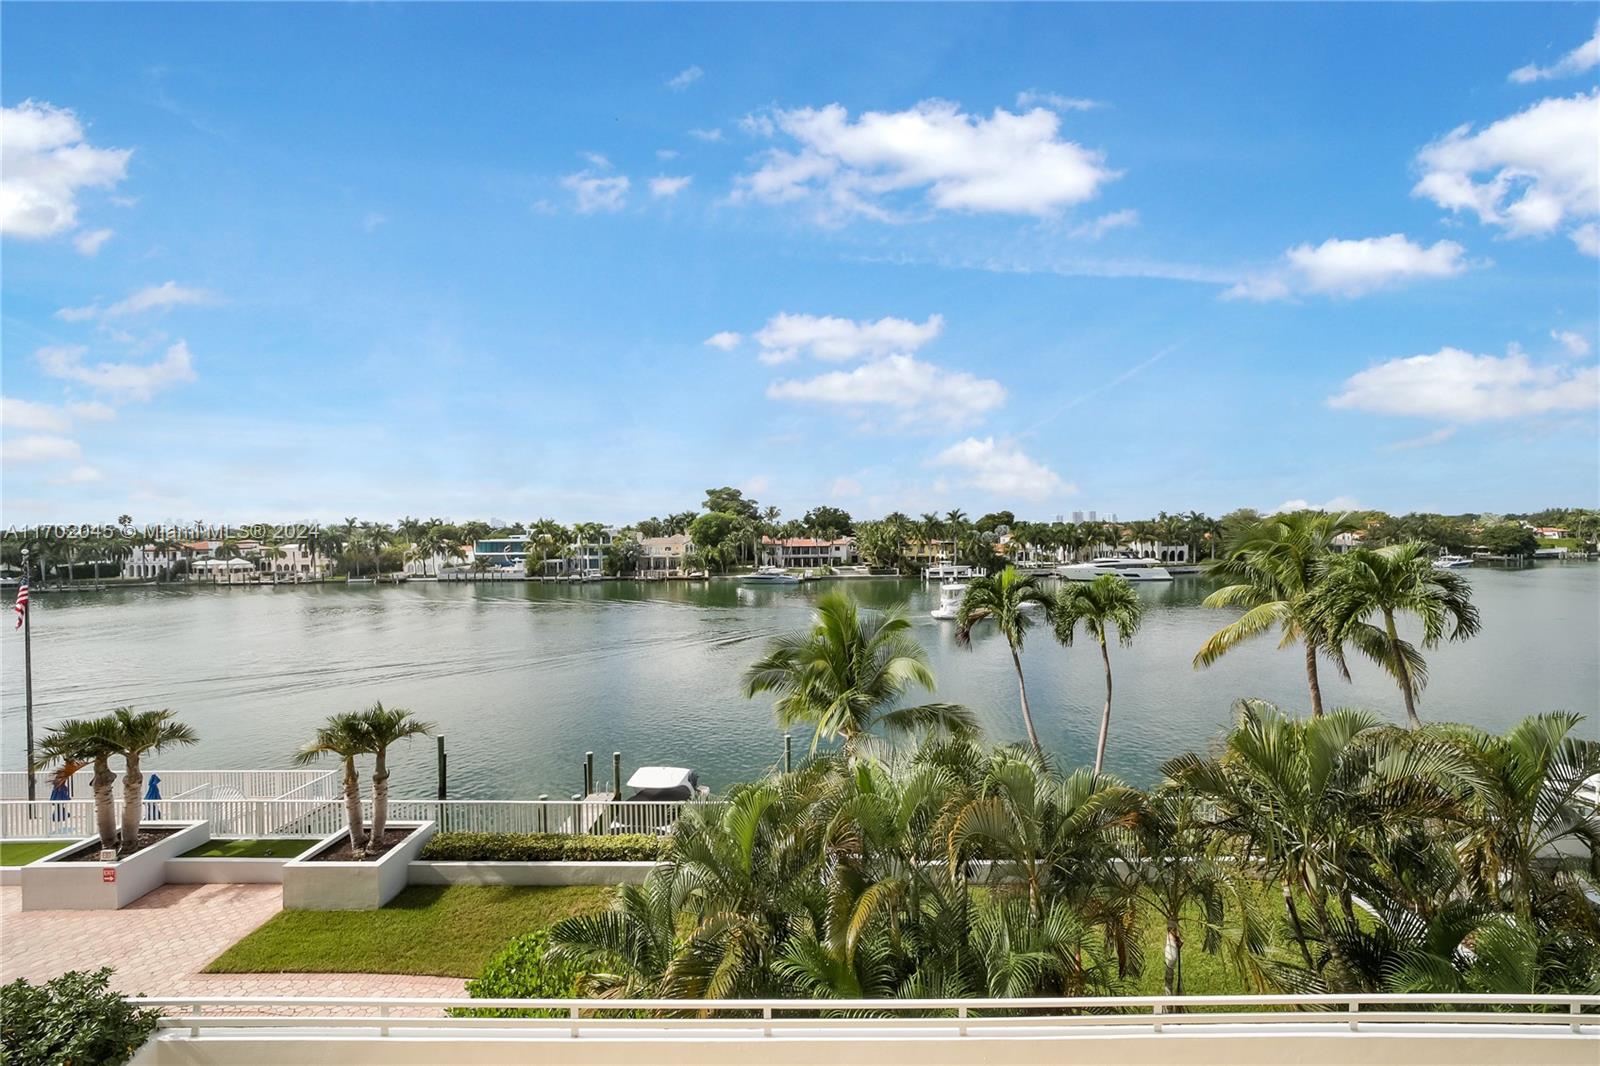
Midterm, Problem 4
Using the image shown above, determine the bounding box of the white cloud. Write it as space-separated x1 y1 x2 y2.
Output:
1225 234 1469 300
1329 346 1600 422
0 396 117 432
740 474 770 496
1382 427 1458 452
733 99 1118 221
766 354 1004 428
36 339 198 402
829 476 863 498
1015 90 1101 112
73 227 114 256
361 211 387 232
1069 208 1138 240
561 171 630 213
1271 495 1361 514
582 151 612 169
57 280 216 322
1509 24 1599 83
751 312 943 364
69 401 116 421
656 148 680 161
649 175 692 198
1553 329 1592 357
1571 222 1600 257
688 128 723 142
62 465 103 484
666 65 704 91
0 100 132 239
1413 91 1598 246
931 437 1071 502
3 434 83 464
704 331 743 351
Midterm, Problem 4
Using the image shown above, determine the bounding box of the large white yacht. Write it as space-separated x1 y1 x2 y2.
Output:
1057 556 1174 582
741 566 801 585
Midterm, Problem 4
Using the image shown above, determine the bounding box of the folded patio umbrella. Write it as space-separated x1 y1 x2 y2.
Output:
144 773 162 819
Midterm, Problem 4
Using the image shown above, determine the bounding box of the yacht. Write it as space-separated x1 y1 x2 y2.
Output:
930 582 966 620
1057 556 1174 582
922 563 983 580
742 566 801 585
1433 554 1473 569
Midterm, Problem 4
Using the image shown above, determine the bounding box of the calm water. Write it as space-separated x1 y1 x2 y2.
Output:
3 567 1596 798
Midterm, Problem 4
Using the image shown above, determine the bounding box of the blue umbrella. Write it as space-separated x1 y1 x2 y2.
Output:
49 779 70 822
144 773 162 820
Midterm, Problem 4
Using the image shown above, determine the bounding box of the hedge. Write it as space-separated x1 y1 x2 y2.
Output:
1 969 160 1066
450 930 584 1017
418 832 662 862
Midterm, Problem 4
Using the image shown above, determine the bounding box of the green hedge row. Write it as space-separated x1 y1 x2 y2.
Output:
418 832 662 862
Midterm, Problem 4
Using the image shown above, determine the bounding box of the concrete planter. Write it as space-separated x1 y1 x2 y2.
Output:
409 859 659 886
1 838 90 886
19 821 209 910
282 821 435 910
165 838 319 884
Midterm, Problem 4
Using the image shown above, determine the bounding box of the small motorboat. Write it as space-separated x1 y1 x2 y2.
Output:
624 766 710 802
1433 554 1473 569
930 582 966 620
742 566 801 585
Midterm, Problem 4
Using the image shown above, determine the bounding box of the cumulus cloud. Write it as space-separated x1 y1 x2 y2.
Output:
766 354 1005 428
1509 24 1599 83
750 312 943 365
57 280 216 322
1069 208 1138 240
649 175 692 198
1328 346 1599 421
1413 91 1598 246
37 340 198 402
62 465 104 483
73 228 114 256
0 100 132 239
1383 427 1458 452
732 99 1118 221
1015 90 1101 112
932 437 1071 501
3 434 83 464
666 65 704 91
0 396 117 433
1571 222 1600 257
688 128 723 142
1271 495 1361 514
1225 234 1469 300
562 171 629 213
1552 329 1592 357
704 331 743 351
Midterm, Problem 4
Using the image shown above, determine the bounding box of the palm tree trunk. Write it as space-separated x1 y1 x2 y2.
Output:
342 757 367 855
1283 881 1315 970
1009 646 1042 753
92 756 117 857
1303 642 1325 718
1384 609 1421 729
1093 636 1113 775
121 750 144 855
371 747 389 841
1164 920 1183 996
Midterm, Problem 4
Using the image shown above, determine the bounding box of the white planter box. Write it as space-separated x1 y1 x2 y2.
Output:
20 821 209 910
164 837 315 884
409 859 659 886
1 838 88 886
282 821 435 910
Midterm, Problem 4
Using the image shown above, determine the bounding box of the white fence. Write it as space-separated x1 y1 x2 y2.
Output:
0 768 340 802
1 796 717 841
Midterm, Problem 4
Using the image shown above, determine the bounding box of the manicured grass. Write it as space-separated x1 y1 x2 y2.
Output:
205 884 611 978
180 838 306 859
1126 904 1253 995
0 841 69 866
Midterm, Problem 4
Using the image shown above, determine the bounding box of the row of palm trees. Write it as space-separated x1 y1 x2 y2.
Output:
292 702 436 856
548 704 1600 998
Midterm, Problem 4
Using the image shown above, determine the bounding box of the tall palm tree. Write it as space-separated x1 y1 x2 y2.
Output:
1311 542 1481 729
1194 510 1360 716
103 707 198 850
294 711 373 855
744 590 974 754
34 716 121 856
1053 574 1144 774
353 702 435 840
954 567 1051 753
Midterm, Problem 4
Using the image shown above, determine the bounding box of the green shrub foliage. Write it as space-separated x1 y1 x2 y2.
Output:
418 832 662 862
0 968 160 1066
451 930 585 1017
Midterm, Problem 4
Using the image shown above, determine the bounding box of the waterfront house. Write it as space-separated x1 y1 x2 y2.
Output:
760 536 858 570
1533 526 1571 539
474 535 530 570
638 533 693 577
543 526 617 578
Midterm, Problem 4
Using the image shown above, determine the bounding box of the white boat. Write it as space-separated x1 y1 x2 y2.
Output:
930 582 966 620
922 563 983 580
1433 554 1473 569
742 566 801 585
624 766 710 802
1057 556 1173 582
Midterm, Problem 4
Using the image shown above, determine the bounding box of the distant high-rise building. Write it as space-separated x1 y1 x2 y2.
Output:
1088 511 1097 522
1071 510 1084 523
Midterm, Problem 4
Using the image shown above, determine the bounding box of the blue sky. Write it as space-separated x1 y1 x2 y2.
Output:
3 4 1596 527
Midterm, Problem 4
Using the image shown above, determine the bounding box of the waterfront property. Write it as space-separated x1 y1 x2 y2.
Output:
759 535 858 570
636 533 693 577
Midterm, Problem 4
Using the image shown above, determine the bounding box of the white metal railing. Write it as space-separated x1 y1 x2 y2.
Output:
135 993 1598 1040
0 768 339 802
0 796 720 842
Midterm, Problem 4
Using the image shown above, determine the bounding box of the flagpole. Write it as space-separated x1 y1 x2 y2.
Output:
21 548 35 802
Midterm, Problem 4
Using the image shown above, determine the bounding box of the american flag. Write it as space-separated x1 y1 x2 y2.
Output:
13 579 27 630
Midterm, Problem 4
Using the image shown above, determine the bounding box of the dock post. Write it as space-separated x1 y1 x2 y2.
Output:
783 734 792 773
612 752 622 800
538 795 548 833
584 752 594 796
435 735 447 799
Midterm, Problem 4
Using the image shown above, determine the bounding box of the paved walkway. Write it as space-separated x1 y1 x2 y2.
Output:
0 884 466 1002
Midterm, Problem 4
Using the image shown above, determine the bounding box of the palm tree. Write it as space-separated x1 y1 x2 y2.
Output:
294 711 373 855
954 567 1051 753
103 707 198 851
353 702 435 841
1194 510 1360 716
744 590 974 755
1311 542 1481 729
34 716 121 856
1053 574 1144 774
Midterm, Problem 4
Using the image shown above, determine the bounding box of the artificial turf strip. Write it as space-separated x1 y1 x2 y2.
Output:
0 841 70 866
180 838 309 859
204 884 612 978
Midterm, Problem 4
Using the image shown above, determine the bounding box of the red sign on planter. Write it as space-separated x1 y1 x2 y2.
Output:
102 868 116 883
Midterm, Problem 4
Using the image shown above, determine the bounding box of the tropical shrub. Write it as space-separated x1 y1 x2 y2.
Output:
419 832 662 862
451 931 585 1017
0 968 160 1066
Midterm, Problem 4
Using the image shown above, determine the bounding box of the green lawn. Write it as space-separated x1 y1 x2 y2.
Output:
1125 905 1254 995
205 884 611 978
0 841 69 866
181 838 306 859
